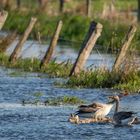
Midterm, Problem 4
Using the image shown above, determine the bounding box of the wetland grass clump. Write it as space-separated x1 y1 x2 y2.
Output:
67 68 122 88
22 92 85 106
8 71 27 77
114 71 140 92
44 96 85 106
67 68 140 92
0 53 140 92
41 60 72 78
0 53 72 77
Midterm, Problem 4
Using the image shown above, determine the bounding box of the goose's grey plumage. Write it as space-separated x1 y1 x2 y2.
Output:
75 94 128 119
75 102 103 117
75 99 115 119
110 95 136 126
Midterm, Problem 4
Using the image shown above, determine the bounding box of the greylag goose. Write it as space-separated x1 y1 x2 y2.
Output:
74 93 128 119
92 100 115 121
75 98 116 120
75 102 104 118
109 95 137 126
76 93 127 115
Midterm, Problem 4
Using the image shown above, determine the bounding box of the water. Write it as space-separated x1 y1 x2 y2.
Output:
0 66 140 140
6 39 116 70
0 39 139 139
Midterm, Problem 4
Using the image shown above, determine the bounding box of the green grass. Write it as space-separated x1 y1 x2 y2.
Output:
0 53 72 78
3 10 139 52
67 69 121 88
3 11 91 42
0 52 140 92
1 0 140 92
2 0 139 52
44 96 85 106
8 71 27 77
67 68 140 93
114 71 140 92
22 94 85 106
8 0 137 15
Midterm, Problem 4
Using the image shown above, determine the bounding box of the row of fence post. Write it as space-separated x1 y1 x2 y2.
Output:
1 0 140 22
0 0 91 17
0 10 137 76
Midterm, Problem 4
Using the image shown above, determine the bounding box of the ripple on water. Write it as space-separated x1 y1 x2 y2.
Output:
0 67 140 139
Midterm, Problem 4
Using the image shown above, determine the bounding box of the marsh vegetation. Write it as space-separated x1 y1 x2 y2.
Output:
0 0 140 139
0 0 140 92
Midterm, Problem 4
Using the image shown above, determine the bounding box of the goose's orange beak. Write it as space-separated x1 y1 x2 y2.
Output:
118 91 129 98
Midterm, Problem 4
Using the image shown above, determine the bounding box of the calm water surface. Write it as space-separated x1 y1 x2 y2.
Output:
6 40 116 70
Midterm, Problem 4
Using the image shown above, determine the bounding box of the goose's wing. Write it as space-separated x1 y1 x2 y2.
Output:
75 106 100 115
76 102 105 115
78 102 104 109
114 111 136 121
88 102 105 108
78 105 88 108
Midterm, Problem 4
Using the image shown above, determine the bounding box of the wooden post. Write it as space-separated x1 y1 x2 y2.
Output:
40 20 63 68
38 0 48 12
16 0 21 9
112 25 137 71
0 0 10 9
69 21 103 76
0 30 17 53
138 0 140 22
5 0 11 9
0 10 8 30
59 0 64 13
9 17 37 62
86 0 91 17
102 2 117 19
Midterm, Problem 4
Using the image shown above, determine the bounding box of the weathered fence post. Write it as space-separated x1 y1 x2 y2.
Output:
9 17 37 62
102 2 117 19
0 10 8 30
40 20 63 68
138 0 140 22
38 0 48 12
16 0 21 9
69 21 103 76
86 0 91 17
59 0 64 13
0 30 17 53
112 25 137 71
0 0 11 9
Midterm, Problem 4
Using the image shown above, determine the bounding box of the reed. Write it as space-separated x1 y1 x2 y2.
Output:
0 52 140 92
67 68 140 93
0 53 72 77
3 11 140 53
22 93 85 106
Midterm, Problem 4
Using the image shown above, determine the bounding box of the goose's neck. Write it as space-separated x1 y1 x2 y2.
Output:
115 99 119 113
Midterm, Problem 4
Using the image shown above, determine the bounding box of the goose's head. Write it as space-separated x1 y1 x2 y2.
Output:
108 92 128 102
120 90 129 96
108 95 120 102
